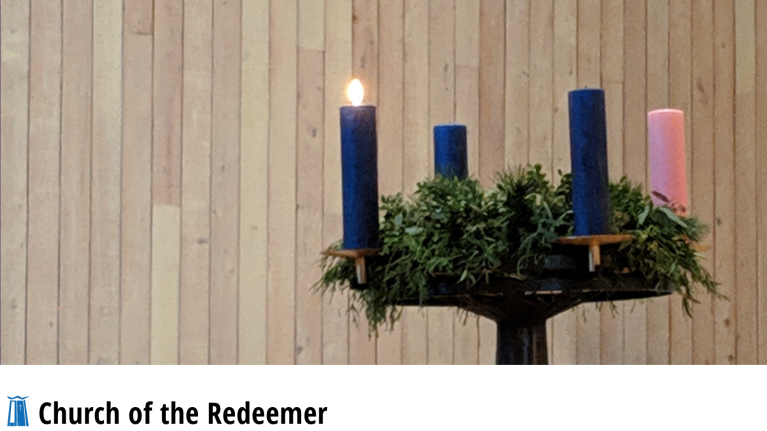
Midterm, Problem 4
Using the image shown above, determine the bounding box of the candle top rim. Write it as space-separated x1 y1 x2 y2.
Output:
341 104 376 108
434 123 467 128
648 108 684 116
569 87 605 93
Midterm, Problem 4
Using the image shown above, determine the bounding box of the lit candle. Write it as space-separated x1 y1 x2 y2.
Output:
568 88 611 236
340 79 380 250
648 109 688 215
434 124 468 180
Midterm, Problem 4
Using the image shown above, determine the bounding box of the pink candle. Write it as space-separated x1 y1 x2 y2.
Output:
648 109 688 215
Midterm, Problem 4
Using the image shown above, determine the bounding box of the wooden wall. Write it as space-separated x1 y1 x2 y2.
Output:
1 0 766 364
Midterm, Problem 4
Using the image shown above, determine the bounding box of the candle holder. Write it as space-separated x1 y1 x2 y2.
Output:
555 234 633 272
323 248 379 285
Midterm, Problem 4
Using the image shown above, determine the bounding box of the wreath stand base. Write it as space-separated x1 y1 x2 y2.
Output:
351 244 674 365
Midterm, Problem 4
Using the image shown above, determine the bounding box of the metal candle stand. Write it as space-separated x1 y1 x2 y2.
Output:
330 236 674 365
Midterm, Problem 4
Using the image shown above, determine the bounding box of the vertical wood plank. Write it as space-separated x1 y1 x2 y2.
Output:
296 0 325 365
27 0 62 365
267 0 297 364
0 0 30 365
181 0 213 365
376 0 405 365
454 0 481 365
667 0 693 365
622 0 647 364
150 0 183 365
505 0 529 167
599 0 625 365
402 0 429 365
457 0 480 176
575 0 601 365
645 0 669 365
713 0 736 365
353 0 379 106
734 0 757 365
479 0 505 185
427 0 456 365
690 0 715 365
551 0 577 365
350 0 379 364
322 0 352 365
150 206 180 364
239 0 269 365
211 0 241 364
120 0 152 365
552 0 576 181
529 0 553 175
152 0 183 206
90 0 122 365
756 0 767 364
59 0 92 365
477 0 506 364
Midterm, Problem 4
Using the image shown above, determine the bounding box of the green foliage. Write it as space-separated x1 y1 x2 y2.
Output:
317 165 720 332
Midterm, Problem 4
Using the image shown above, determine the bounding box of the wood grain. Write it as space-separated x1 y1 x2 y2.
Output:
267 0 297 364
239 0 270 365
713 0 736 365
0 0 30 365
211 0 242 364
150 0 183 365
690 0 715 365
27 0 62 365
505 0 529 167
59 0 92 365
296 0 326 365
181 0 213 365
150 205 180 364
756 0 767 365
734 0 757 364
90 0 122 365
478 0 505 185
120 0 152 365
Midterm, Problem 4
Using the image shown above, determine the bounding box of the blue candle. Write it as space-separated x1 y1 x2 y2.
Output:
434 124 468 180
340 83 379 250
568 88 610 236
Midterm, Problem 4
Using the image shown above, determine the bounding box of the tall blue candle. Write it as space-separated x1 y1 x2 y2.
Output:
434 124 468 180
340 80 380 249
568 88 610 236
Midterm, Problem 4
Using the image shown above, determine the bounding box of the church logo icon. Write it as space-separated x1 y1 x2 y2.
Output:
7 397 29 427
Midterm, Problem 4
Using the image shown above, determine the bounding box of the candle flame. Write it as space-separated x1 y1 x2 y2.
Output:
347 79 364 106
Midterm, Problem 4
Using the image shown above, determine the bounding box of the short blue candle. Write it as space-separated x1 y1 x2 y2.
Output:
340 105 380 249
568 88 610 236
434 124 468 180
